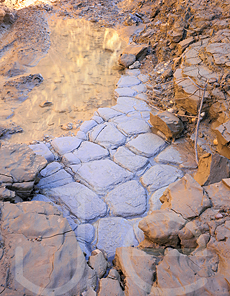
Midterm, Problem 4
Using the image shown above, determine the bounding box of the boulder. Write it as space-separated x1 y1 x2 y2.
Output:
0 144 47 200
122 44 149 61
138 209 186 247
150 111 184 139
160 174 211 219
150 248 229 296
0 201 96 295
115 247 157 296
118 53 136 68
204 178 230 210
194 153 230 186
88 249 108 278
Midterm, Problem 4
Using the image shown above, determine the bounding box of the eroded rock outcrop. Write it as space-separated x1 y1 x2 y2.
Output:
0 144 47 201
0 201 96 295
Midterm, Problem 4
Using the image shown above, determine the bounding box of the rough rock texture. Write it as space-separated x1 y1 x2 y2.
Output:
88 249 108 279
95 217 138 259
0 144 47 200
118 53 136 68
104 180 147 217
43 182 107 222
150 111 184 139
215 120 230 159
75 159 133 195
155 140 197 169
0 201 96 295
140 164 183 193
126 133 167 158
194 153 230 186
115 247 157 296
204 178 230 210
150 248 229 296
139 209 186 247
160 174 211 219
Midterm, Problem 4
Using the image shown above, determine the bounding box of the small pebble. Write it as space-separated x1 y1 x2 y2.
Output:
215 213 223 219
39 101 53 108
213 139 218 145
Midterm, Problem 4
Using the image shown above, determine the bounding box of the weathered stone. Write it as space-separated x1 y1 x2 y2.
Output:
126 133 167 158
115 247 157 296
0 144 47 199
139 210 186 247
76 130 87 140
122 44 149 60
138 74 149 83
29 142 54 162
118 53 136 68
204 178 230 210
140 164 183 193
117 75 141 88
150 111 184 139
75 224 95 243
112 103 135 114
155 140 197 169
93 123 127 149
178 37 194 54
98 278 124 296
73 141 109 162
132 218 145 244
40 162 62 177
43 182 107 222
62 153 81 166
97 108 123 121
131 83 147 93
105 180 147 217
0 201 96 295
151 248 229 296
51 136 82 155
194 153 230 186
215 120 230 159
117 97 150 111
75 159 133 195
161 174 211 219
36 169 73 189
96 217 138 259
0 186 15 201
117 118 150 136
80 120 97 133
126 69 141 76
115 87 137 97
89 249 108 278
91 115 104 124
113 146 148 172
88 124 106 142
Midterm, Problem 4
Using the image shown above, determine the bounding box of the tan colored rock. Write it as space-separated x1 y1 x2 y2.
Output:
150 248 229 296
160 174 211 219
194 153 230 186
0 201 96 295
115 247 157 296
204 178 230 210
0 144 47 199
215 120 230 159
118 54 136 68
150 111 183 139
178 37 194 54
98 278 124 296
138 210 186 247
0 185 15 201
89 249 108 278
208 236 230 284
122 44 149 61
